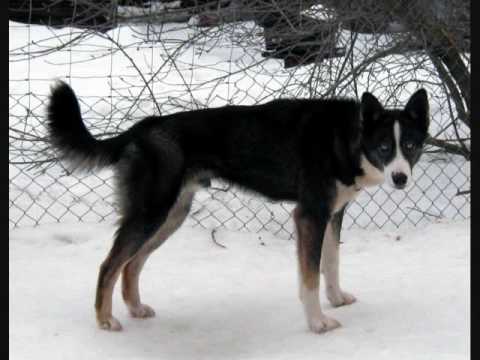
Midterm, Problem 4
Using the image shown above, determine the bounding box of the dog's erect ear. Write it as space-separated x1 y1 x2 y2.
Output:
361 92 384 123
405 89 429 127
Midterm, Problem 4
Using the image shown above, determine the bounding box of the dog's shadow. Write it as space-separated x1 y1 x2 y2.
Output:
91 295 316 360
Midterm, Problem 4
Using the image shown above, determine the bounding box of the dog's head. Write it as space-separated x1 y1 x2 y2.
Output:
360 89 430 190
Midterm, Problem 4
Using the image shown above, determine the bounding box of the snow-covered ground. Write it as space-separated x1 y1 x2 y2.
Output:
10 219 469 360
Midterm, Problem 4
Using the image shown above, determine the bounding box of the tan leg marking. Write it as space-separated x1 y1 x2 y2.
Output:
121 185 195 318
293 206 341 334
95 251 132 331
121 252 155 318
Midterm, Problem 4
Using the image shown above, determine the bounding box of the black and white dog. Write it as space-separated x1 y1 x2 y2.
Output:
47 82 429 333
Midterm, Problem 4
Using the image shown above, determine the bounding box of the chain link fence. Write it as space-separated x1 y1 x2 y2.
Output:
9 1 470 238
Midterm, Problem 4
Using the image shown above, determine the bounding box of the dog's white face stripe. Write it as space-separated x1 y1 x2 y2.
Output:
384 121 411 188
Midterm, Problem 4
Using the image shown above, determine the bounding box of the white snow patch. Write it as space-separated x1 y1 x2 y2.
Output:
10 219 469 359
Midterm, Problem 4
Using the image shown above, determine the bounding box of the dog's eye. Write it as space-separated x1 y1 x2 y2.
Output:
379 143 390 153
404 141 416 152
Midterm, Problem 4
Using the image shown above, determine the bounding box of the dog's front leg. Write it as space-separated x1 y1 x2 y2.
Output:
321 206 357 307
293 205 341 333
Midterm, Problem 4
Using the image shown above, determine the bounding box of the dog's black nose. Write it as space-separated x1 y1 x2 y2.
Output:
392 173 407 188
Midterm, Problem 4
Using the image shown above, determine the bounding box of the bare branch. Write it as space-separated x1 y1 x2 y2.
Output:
211 229 227 249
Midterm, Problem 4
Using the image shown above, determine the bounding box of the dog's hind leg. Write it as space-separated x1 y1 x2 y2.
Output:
96 209 184 330
95 141 185 331
320 207 356 307
95 219 158 331
121 184 196 318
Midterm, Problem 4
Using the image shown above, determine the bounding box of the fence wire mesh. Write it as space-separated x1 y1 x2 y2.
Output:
9 1 470 238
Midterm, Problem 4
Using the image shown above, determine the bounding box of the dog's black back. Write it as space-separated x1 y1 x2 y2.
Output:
107 98 363 202
48 84 364 204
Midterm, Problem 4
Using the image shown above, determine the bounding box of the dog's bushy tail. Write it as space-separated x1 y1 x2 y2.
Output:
47 81 127 172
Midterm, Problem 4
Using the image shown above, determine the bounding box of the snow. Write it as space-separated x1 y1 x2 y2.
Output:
10 219 469 360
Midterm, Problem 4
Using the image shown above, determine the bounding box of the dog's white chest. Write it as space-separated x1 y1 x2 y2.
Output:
333 182 360 213
332 155 385 213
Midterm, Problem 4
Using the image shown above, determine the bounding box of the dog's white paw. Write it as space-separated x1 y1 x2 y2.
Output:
327 289 357 307
97 316 123 331
308 314 341 333
129 304 156 318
